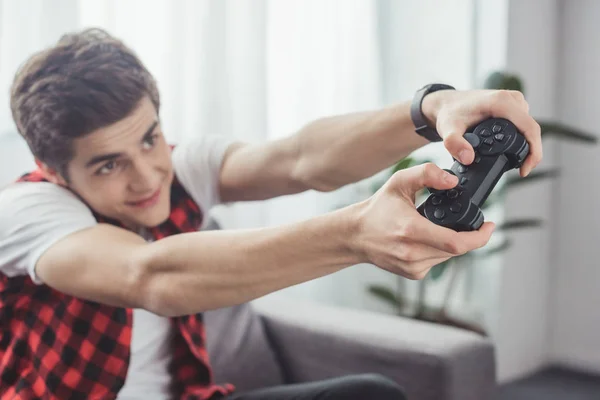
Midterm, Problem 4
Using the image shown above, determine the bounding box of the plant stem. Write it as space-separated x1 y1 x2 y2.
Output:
415 279 427 318
441 259 460 317
395 276 404 315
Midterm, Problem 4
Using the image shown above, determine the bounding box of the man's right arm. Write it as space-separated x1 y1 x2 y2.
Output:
37 206 357 316
4 163 495 317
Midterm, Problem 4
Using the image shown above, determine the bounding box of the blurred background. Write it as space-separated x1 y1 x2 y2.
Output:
1 0 598 397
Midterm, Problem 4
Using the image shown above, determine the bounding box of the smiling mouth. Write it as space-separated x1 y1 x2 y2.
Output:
127 188 161 208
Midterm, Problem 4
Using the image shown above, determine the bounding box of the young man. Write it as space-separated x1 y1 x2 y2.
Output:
0 29 542 399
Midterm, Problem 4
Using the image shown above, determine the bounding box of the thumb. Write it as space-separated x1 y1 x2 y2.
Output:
437 115 475 165
391 163 458 197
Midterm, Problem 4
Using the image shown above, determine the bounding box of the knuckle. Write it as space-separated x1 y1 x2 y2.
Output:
390 168 408 184
408 269 428 280
445 239 464 255
421 162 437 180
497 89 513 101
490 90 511 107
509 90 525 102
442 134 456 147
398 218 417 238
399 247 418 263
534 121 542 136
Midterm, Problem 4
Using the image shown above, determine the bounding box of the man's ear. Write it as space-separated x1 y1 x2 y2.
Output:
35 159 68 186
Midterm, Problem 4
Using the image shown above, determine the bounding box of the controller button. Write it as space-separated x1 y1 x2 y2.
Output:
480 129 492 137
494 133 505 141
431 196 442 205
484 138 494 146
460 177 469 185
450 202 462 213
447 189 459 199
458 165 468 173
434 208 446 220
464 132 481 148
474 155 481 163
492 124 503 133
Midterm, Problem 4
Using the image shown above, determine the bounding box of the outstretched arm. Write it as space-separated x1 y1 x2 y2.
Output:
34 163 494 317
218 89 542 202
218 101 429 202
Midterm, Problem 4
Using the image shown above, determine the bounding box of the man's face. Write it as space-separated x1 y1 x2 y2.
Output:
65 97 173 229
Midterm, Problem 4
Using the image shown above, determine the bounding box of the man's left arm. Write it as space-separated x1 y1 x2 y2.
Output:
218 89 543 203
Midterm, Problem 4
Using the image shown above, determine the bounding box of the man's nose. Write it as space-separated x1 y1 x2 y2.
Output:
128 159 157 192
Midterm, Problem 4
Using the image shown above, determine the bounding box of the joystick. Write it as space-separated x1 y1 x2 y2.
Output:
417 118 529 231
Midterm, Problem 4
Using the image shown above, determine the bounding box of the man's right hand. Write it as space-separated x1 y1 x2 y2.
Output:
350 163 495 280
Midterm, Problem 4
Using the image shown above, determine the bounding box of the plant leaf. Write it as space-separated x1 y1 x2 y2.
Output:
496 219 543 231
367 285 403 308
391 157 432 175
539 121 598 143
483 71 525 93
391 157 415 174
505 169 559 189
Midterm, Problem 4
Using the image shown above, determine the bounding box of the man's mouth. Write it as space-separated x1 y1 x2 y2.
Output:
127 188 161 208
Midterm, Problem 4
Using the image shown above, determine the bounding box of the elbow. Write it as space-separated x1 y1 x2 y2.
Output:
292 157 341 193
127 248 177 318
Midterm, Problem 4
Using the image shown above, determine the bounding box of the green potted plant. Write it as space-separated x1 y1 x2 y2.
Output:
366 71 597 335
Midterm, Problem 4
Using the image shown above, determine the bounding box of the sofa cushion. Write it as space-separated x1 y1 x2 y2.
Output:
204 301 286 391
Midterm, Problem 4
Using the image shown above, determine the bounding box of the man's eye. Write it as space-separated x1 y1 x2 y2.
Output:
97 161 116 175
143 134 158 150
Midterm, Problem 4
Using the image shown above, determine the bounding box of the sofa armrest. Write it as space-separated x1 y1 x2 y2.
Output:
252 296 496 400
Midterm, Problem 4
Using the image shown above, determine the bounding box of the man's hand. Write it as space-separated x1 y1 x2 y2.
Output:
351 163 495 279
422 89 542 177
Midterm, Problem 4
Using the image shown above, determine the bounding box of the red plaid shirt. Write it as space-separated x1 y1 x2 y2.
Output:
0 168 235 399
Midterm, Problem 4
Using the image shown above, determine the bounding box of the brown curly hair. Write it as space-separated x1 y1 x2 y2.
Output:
10 28 160 178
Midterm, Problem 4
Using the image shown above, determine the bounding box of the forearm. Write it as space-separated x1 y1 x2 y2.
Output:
293 99 437 191
138 206 359 316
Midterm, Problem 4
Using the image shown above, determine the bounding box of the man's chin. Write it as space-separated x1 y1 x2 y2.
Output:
125 204 171 229
141 209 171 228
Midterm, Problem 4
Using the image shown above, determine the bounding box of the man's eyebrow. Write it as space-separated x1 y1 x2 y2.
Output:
85 152 122 168
85 121 159 168
141 121 159 141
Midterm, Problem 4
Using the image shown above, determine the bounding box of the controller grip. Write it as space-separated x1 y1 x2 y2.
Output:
417 197 484 232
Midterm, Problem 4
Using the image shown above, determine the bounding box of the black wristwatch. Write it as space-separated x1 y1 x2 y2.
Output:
410 83 455 142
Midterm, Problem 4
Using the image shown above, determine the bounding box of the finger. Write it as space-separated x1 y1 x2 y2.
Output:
438 117 475 165
398 240 455 262
393 163 458 197
454 221 496 251
485 92 543 176
519 119 543 177
402 214 468 253
509 90 530 113
406 216 495 254
400 257 452 280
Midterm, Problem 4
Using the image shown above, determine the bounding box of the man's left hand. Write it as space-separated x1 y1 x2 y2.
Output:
422 89 542 177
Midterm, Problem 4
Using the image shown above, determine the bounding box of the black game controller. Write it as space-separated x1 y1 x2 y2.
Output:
417 118 529 231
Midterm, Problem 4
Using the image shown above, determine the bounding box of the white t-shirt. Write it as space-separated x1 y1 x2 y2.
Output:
0 134 234 400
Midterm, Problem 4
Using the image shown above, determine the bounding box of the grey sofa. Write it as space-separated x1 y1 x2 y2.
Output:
204 296 497 400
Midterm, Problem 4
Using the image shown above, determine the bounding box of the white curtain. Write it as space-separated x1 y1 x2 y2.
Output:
0 0 477 310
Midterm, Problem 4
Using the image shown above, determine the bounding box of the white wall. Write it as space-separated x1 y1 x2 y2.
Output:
550 0 600 374
493 0 561 383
